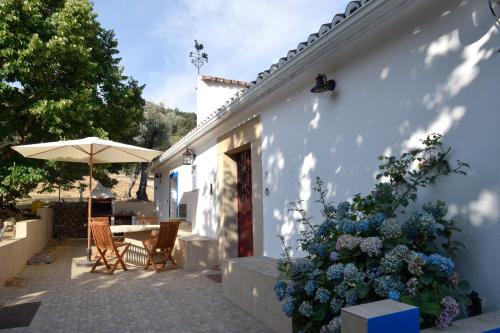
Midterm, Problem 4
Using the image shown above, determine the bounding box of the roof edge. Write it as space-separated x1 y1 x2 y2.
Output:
148 0 411 172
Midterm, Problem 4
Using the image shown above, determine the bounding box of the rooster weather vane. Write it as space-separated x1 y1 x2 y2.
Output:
189 40 208 74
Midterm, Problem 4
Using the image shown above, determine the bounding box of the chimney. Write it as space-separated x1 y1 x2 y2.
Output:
196 75 249 126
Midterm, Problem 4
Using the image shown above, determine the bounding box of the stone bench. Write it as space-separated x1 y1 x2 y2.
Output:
173 233 218 270
342 299 419 333
422 310 500 333
222 256 292 333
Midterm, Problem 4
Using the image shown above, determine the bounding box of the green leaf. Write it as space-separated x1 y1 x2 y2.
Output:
400 295 416 306
458 281 471 291
420 302 442 316
438 284 451 296
356 283 370 299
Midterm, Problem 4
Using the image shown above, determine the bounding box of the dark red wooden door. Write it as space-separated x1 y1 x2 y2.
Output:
237 150 253 257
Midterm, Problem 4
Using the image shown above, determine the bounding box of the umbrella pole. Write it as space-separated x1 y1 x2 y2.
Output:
87 146 93 261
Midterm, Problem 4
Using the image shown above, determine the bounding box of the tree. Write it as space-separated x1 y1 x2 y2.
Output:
0 0 144 207
130 101 196 200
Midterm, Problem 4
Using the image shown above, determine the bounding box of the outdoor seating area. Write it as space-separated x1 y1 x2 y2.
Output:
0 240 270 332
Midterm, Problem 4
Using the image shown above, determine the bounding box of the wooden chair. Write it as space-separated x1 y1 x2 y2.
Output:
90 217 130 275
142 221 180 273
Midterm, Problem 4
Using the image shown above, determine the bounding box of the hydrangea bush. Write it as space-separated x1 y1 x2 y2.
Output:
275 134 474 332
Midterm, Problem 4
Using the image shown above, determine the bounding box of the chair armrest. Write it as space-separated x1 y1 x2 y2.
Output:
142 238 157 252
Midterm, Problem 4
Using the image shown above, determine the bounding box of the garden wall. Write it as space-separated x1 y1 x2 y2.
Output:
0 207 53 286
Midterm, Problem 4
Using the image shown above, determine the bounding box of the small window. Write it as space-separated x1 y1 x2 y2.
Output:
178 204 187 219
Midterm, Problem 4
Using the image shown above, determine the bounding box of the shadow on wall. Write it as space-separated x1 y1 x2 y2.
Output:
262 0 500 309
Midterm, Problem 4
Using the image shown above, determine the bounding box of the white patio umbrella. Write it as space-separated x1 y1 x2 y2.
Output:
12 137 162 262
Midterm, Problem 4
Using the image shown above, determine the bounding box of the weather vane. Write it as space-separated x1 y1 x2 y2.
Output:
189 40 208 74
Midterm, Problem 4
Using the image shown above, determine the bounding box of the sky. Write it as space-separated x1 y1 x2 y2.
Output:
93 0 351 113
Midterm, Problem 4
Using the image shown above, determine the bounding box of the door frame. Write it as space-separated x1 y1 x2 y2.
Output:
216 117 263 260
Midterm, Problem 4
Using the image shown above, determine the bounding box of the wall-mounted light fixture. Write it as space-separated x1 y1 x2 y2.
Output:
182 148 196 165
490 0 500 18
154 173 162 186
310 74 336 93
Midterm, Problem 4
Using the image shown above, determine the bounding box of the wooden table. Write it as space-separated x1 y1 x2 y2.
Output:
110 225 160 265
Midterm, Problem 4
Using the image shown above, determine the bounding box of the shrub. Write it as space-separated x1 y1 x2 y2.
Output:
275 134 473 332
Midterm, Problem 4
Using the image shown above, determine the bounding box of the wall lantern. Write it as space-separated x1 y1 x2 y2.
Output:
182 148 196 165
310 74 336 93
490 0 500 18
154 173 162 184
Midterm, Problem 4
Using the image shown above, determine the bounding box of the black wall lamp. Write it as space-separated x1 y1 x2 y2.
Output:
154 173 162 184
182 148 196 165
310 74 336 93
490 0 500 18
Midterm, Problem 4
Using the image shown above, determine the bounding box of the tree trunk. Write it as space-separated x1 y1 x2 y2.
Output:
126 172 139 198
136 162 149 201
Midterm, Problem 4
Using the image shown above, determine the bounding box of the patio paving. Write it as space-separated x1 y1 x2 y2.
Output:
0 240 271 333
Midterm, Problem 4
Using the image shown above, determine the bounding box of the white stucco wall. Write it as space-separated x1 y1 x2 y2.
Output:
153 139 219 239
154 164 192 220
196 76 244 125
192 143 218 238
260 0 500 310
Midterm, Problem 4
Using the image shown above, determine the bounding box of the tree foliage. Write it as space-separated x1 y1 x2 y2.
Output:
127 101 196 200
0 0 144 207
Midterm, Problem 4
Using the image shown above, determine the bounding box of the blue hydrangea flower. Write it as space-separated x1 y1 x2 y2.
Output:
360 237 383 257
282 296 295 317
330 251 339 262
327 263 344 281
403 212 436 239
321 316 342 333
318 219 336 236
330 297 344 314
304 280 317 296
298 301 314 317
355 220 370 233
368 267 381 280
427 254 454 274
339 218 355 234
336 201 351 219
290 257 315 276
343 263 359 282
315 287 331 303
388 290 401 301
308 242 327 257
380 218 402 239
423 200 448 219
345 289 358 306
416 252 428 262
309 269 323 280
370 212 385 226
374 275 404 297
334 282 348 298
285 281 297 296
273 280 286 300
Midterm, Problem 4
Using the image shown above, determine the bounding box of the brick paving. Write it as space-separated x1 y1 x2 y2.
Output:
0 241 271 333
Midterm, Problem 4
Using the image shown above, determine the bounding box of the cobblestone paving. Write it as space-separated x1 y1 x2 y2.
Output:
0 241 270 333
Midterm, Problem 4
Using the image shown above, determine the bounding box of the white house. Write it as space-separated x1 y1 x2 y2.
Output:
150 0 500 310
